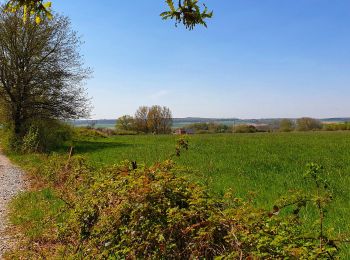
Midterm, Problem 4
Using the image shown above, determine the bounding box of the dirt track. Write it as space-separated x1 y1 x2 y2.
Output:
0 151 23 259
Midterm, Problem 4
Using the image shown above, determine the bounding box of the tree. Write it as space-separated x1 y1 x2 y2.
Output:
159 106 173 134
134 106 149 133
147 106 162 134
279 119 294 132
147 105 173 134
133 105 173 134
5 0 213 30
0 99 9 124
296 117 322 131
0 9 90 143
116 115 135 131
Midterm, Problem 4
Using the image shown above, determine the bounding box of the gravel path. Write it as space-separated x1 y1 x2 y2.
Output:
0 151 24 259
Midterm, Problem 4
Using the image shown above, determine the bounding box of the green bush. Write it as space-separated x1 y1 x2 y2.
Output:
279 119 295 132
0 119 72 152
7 156 338 259
323 122 350 131
183 122 231 134
31 120 74 152
0 128 21 151
233 124 257 133
21 126 40 153
116 115 135 131
296 117 322 131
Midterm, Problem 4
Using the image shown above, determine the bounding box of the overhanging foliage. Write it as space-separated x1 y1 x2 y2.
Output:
4 0 213 29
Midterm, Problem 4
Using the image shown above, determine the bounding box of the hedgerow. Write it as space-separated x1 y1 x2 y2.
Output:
8 153 341 259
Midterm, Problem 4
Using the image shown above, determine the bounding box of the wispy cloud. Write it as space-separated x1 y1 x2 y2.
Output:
149 90 169 100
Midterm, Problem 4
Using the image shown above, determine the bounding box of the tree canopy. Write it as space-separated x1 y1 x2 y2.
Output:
0 8 90 142
5 0 213 29
116 106 173 134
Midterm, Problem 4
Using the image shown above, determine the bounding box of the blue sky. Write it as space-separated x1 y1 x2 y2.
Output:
54 0 350 119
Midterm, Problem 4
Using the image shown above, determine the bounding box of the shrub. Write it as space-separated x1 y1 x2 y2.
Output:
296 117 322 131
208 122 230 133
323 122 350 131
7 156 339 259
183 122 231 134
279 119 295 132
0 128 22 151
116 115 135 131
233 124 257 133
1 119 73 152
185 122 209 131
21 126 40 153
255 124 272 132
33 120 74 152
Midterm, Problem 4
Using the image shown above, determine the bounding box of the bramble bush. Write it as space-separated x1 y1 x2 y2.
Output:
8 152 342 259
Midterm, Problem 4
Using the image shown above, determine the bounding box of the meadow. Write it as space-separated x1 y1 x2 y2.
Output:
4 130 350 256
73 132 350 238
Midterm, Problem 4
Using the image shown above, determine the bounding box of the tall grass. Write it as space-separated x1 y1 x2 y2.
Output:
4 131 350 256
74 132 350 245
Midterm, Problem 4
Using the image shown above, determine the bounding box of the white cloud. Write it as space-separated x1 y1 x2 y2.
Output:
149 89 169 100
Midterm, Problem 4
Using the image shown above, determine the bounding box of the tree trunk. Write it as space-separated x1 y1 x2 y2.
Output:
13 106 23 137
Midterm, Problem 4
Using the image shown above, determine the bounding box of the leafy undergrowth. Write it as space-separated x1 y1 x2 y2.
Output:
5 153 344 259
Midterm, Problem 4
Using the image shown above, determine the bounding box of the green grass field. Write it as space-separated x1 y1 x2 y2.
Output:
4 130 350 256
73 132 350 242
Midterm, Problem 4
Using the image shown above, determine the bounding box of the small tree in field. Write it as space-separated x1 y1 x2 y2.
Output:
0 8 90 148
134 106 149 133
133 105 173 134
159 106 173 134
279 119 294 132
147 105 173 134
296 117 322 131
116 115 135 131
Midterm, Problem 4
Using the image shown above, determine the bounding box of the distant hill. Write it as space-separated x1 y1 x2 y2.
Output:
71 119 116 126
320 118 350 123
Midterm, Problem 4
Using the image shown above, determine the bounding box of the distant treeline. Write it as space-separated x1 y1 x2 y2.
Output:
71 117 350 128
75 117 350 136
179 118 350 134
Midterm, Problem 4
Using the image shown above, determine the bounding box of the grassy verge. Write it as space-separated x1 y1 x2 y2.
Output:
10 188 65 240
